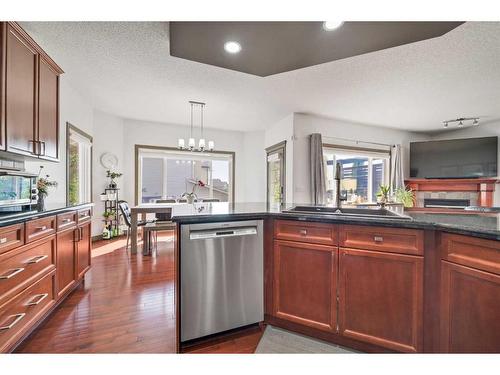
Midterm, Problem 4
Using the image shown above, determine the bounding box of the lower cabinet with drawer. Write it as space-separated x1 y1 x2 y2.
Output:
440 233 500 353
0 205 92 352
0 270 55 352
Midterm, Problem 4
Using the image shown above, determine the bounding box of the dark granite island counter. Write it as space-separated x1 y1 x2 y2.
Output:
171 202 500 241
172 202 500 354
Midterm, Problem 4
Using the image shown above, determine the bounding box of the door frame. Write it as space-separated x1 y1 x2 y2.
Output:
265 140 286 205
66 122 93 206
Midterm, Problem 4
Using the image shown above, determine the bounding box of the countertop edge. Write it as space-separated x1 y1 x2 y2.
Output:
0 203 94 227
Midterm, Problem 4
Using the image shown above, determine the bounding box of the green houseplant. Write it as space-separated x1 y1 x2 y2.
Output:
376 184 391 207
395 187 415 208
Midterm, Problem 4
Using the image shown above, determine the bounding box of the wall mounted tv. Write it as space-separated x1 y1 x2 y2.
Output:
410 136 498 179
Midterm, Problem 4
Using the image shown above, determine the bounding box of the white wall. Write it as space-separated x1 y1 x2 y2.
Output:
428 121 500 205
291 113 427 204
243 131 266 202
24 78 94 206
121 118 253 206
91 110 124 235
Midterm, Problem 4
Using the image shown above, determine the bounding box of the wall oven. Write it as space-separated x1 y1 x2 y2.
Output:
0 170 38 208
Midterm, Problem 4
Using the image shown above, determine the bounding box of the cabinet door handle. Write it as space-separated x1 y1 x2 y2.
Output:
26 293 49 306
0 267 25 280
0 237 7 244
26 255 48 264
28 140 38 155
39 141 46 156
299 229 307 236
374 236 384 242
62 218 71 223
0 313 26 331
74 228 81 242
36 225 47 231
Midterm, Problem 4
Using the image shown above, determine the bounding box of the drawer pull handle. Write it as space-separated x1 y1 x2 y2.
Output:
0 267 25 280
26 255 48 264
0 237 7 244
62 218 72 223
0 313 26 331
299 229 307 236
26 293 49 306
374 236 384 242
36 225 47 231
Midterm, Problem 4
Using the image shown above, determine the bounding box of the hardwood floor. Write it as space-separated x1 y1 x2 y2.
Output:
15 233 264 354
16 235 176 353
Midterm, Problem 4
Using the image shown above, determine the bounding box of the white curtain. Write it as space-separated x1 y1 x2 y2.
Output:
390 144 404 192
310 133 327 205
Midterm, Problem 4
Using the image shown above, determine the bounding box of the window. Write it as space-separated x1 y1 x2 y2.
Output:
136 146 234 204
323 146 390 204
67 123 92 205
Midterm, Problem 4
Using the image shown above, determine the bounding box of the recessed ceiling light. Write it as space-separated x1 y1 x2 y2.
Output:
224 41 241 54
323 21 344 31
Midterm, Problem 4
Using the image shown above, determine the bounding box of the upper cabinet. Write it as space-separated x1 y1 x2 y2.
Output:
1 22 63 161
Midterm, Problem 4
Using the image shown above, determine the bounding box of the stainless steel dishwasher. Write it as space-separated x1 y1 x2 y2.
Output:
180 220 263 342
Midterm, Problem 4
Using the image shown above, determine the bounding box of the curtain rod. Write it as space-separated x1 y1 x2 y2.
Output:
322 135 395 148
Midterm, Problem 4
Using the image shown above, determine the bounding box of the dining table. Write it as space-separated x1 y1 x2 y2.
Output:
130 203 179 254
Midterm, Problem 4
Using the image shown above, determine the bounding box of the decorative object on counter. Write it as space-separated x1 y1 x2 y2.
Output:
178 101 215 152
106 170 122 189
36 166 58 211
182 179 205 204
376 184 390 208
102 187 120 239
394 187 415 208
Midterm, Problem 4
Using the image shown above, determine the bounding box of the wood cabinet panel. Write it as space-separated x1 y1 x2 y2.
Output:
0 224 24 256
77 208 92 225
339 225 424 255
56 212 77 232
273 239 337 332
55 229 77 299
37 55 59 160
441 233 500 275
440 261 500 353
0 235 55 305
338 248 423 352
25 216 56 243
0 270 55 352
76 222 91 279
5 23 37 156
275 220 337 245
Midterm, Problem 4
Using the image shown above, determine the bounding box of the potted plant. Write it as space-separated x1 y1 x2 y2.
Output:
394 187 415 208
376 184 391 208
182 179 205 204
106 170 123 189
36 166 58 211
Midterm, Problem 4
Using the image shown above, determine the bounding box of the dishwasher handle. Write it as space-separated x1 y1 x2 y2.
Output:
189 226 257 240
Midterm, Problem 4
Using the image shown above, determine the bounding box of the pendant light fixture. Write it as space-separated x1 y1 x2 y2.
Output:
178 101 215 152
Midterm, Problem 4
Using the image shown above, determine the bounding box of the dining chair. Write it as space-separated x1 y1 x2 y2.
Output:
118 201 155 256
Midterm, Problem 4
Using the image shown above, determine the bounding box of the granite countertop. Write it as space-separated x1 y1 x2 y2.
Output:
0 202 94 227
171 202 500 241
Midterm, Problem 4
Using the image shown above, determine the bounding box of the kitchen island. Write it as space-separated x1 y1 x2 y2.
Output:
171 202 500 353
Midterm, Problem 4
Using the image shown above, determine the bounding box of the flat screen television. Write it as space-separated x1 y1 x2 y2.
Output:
410 136 498 179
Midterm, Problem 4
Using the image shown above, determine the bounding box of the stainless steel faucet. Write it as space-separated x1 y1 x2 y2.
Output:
335 162 347 208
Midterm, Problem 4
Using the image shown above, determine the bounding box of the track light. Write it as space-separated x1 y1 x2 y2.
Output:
443 122 448 128
458 121 464 127
473 119 479 126
442 117 480 129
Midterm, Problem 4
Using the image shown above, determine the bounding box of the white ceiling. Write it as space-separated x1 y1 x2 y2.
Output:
20 21 500 133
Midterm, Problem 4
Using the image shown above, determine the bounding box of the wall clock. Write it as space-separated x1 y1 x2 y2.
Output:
100 152 119 170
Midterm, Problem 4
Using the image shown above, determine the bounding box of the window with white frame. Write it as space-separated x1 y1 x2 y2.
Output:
323 146 390 204
137 146 234 204
67 124 92 205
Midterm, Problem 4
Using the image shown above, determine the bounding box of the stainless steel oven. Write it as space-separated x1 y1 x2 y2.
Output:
0 170 38 208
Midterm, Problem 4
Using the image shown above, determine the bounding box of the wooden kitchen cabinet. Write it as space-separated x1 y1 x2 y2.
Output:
55 228 77 299
273 239 337 332
338 247 423 352
440 261 500 353
76 222 91 280
1 22 62 159
4 23 38 155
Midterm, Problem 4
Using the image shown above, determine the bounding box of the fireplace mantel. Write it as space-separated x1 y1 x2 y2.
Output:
405 178 499 207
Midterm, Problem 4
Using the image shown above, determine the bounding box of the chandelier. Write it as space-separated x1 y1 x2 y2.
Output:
178 101 214 152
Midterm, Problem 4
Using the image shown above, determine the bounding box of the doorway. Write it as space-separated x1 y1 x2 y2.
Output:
266 141 286 205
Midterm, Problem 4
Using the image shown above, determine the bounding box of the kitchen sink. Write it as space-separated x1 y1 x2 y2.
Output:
282 205 412 220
